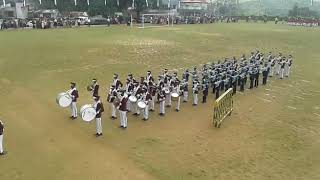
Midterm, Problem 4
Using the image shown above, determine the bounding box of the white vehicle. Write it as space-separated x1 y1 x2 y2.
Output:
26 21 33 28
76 16 89 25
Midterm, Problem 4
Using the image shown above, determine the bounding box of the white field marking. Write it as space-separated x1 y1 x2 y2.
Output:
301 92 313 96
271 85 286 89
287 106 297 110
265 93 270 96
293 96 305 100
314 113 320 117
265 88 276 92
313 106 320 110
257 97 272 103
301 79 311 83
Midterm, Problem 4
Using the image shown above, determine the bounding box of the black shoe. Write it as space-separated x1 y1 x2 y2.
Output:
70 116 74 119
95 133 100 137
71 116 77 120
175 109 179 112
183 100 188 103
111 116 117 119
133 113 139 116
122 126 127 129
159 113 165 116
142 118 148 121
98 133 102 137
0 151 6 156
193 104 197 106
150 109 154 112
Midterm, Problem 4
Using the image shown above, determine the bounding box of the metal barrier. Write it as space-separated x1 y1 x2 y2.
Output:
213 88 233 128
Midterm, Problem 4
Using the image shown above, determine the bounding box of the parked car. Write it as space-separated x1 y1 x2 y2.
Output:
87 17 108 25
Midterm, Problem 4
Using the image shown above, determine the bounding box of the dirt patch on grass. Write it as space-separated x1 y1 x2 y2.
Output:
115 39 174 46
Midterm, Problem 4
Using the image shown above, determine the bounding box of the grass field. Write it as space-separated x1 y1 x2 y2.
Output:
0 23 320 180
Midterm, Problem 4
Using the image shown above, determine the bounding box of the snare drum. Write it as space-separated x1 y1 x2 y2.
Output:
129 95 137 103
137 101 147 109
171 92 179 101
56 92 72 108
80 104 97 122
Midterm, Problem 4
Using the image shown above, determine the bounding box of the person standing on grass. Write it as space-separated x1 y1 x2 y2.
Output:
262 64 269 85
69 82 79 120
280 57 285 79
215 77 221 99
94 96 104 137
254 66 260 88
286 55 293 77
158 88 166 116
0 120 5 156
118 90 128 129
249 67 254 89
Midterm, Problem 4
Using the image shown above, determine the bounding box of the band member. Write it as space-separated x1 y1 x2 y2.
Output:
112 74 123 90
158 88 166 116
249 67 254 89
125 79 134 112
69 82 79 119
269 58 275 77
202 79 209 103
192 81 200 106
0 120 4 155
142 89 153 120
107 85 117 119
93 96 104 137
181 79 189 102
163 69 169 84
146 70 154 83
239 73 245 92
133 82 142 116
280 58 285 79
254 66 259 88
214 78 221 99
182 69 190 82
89 79 99 97
165 76 174 107
118 90 128 129
148 81 156 111
286 55 293 77
172 81 181 111
262 64 269 85
276 53 282 75
231 73 238 95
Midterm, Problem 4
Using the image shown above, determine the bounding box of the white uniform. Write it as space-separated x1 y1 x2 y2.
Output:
118 96 128 128
172 85 181 111
165 85 172 107
68 88 78 118
193 83 199 105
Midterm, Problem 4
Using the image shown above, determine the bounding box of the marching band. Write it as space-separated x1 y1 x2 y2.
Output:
56 50 293 136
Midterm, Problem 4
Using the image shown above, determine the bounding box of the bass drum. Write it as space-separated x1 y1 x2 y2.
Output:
80 104 97 122
56 92 72 108
137 101 147 109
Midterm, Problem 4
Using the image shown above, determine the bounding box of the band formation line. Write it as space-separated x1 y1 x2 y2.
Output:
55 50 293 137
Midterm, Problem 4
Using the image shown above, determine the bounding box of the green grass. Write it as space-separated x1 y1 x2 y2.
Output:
0 23 320 180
